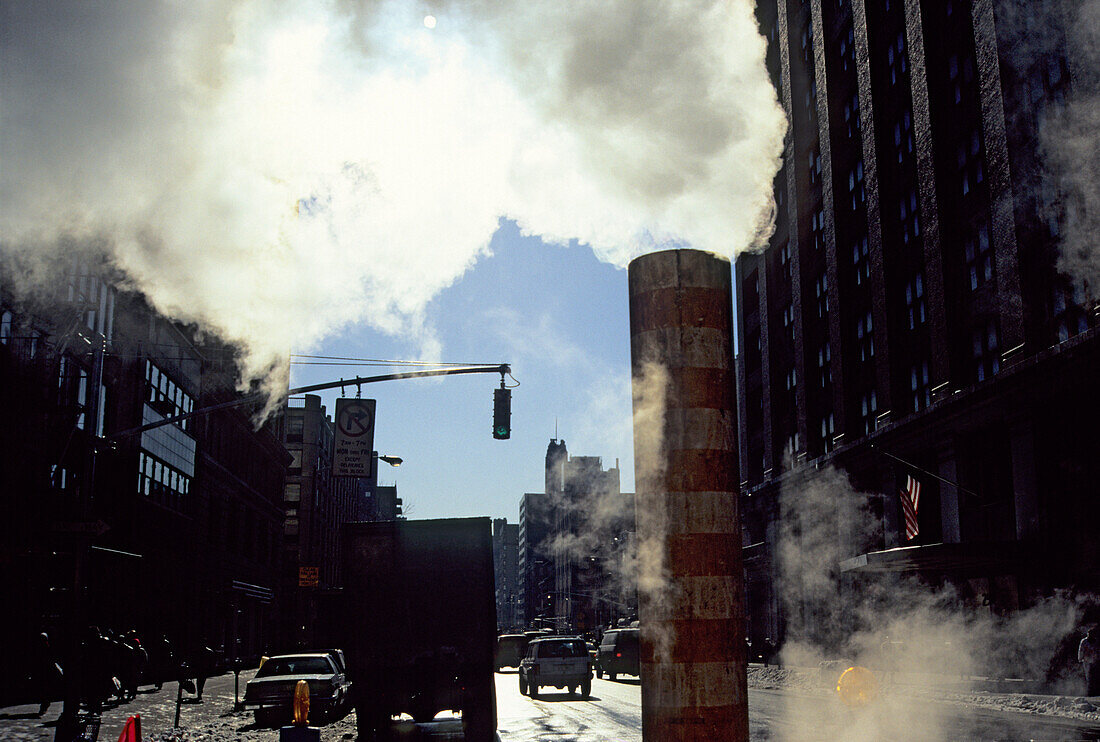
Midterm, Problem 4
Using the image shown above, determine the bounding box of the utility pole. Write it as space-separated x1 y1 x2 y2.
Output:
55 329 106 742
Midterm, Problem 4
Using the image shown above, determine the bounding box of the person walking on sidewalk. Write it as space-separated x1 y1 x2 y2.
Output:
1080 627 1100 697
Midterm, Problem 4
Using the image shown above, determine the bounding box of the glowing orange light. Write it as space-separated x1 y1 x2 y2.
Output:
836 666 878 708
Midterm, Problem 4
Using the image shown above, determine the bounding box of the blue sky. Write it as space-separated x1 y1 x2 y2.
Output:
289 220 635 522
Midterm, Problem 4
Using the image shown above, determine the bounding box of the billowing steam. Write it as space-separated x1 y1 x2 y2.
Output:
1040 0 1100 294
0 0 785 390
776 466 1091 740
629 360 676 665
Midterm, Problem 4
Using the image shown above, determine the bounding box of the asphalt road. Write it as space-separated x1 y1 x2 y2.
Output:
3 669 1100 741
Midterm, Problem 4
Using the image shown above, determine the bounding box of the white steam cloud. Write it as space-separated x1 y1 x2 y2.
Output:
0 0 784 386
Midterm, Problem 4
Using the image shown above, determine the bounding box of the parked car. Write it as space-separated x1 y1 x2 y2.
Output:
595 628 639 681
243 652 350 723
518 637 592 699
495 634 529 671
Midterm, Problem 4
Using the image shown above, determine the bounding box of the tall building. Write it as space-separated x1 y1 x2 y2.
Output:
492 518 521 632
518 491 552 629
0 257 288 702
281 394 363 648
739 0 1098 648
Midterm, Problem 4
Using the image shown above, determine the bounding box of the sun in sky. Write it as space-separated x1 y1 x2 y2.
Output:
424 15 437 29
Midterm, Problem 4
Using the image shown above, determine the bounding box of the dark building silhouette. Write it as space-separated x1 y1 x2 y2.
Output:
492 518 521 631
518 491 552 629
739 0 1099 647
0 257 288 701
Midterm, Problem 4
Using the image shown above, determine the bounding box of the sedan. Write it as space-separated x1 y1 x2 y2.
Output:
243 652 350 723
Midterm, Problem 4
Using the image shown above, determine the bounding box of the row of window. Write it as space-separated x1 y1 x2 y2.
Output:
146 360 194 430
138 450 192 505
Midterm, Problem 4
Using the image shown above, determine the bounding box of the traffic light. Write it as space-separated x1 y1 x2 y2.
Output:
493 386 511 439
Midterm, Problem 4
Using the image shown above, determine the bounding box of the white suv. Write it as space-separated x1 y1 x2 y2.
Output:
518 637 592 699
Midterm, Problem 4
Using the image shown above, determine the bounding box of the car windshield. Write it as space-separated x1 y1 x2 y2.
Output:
256 657 333 677
539 640 587 658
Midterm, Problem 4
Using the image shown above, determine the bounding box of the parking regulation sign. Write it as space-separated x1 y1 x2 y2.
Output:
334 398 376 477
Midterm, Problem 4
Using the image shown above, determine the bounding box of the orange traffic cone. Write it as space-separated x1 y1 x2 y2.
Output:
117 714 141 742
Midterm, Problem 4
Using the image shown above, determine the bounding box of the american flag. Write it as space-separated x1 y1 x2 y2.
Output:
900 474 920 541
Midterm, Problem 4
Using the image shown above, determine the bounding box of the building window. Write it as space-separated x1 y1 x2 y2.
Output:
900 189 921 245
820 412 836 451
817 341 832 387
809 148 821 185
905 273 926 329
964 223 994 291
0 310 12 344
911 361 931 411
285 483 301 503
958 129 985 196
839 26 855 71
887 30 908 86
844 92 861 140
137 451 191 507
811 208 826 251
861 390 878 435
852 236 870 285
972 321 1000 382
286 415 304 443
815 273 829 319
894 110 914 164
780 242 792 280
849 160 865 211
145 361 194 430
785 367 798 391
857 311 874 362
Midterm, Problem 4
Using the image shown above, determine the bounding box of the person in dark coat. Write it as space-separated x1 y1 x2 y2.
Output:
147 634 174 691
192 643 217 701
1080 627 1100 697
32 632 63 717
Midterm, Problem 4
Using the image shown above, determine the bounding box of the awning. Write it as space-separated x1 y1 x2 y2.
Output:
840 540 1023 575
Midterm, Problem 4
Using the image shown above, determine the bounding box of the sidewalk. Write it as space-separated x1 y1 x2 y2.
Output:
747 663 1100 723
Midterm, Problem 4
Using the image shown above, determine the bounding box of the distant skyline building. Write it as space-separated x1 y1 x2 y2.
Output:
739 0 1098 648
492 518 521 631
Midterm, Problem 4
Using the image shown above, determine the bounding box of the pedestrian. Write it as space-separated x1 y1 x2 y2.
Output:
147 633 174 691
192 642 217 701
31 632 63 717
1080 627 1100 696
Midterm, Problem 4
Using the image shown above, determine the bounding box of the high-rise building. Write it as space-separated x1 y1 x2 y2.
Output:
281 394 364 647
739 0 1098 646
492 518 521 632
518 491 552 629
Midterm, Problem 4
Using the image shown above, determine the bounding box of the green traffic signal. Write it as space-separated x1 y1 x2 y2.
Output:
493 387 511 440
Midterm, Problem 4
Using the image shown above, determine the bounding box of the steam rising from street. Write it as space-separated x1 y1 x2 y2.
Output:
776 466 1090 741
0 0 784 389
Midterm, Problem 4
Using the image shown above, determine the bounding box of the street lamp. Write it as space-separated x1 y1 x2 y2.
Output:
377 454 402 467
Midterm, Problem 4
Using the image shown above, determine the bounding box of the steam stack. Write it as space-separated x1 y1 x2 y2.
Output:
628 249 747 741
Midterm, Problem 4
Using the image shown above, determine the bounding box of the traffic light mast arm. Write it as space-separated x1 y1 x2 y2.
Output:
109 363 511 442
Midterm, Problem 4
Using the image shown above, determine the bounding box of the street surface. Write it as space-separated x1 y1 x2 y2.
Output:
3 668 1100 741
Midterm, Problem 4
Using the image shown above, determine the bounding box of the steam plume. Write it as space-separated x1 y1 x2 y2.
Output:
0 0 785 389
775 466 1091 740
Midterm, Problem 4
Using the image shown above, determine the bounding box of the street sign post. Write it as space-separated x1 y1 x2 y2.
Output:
333 398 376 477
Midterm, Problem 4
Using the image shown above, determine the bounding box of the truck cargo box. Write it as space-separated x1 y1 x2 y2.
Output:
341 517 497 741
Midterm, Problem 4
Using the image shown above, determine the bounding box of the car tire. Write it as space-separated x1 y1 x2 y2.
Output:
596 665 603 679
580 677 591 700
518 674 528 696
609 672 617 682
531 683 539 698
568 685 577 696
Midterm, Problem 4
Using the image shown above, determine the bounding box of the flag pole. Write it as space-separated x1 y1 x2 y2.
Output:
868 444 983 501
